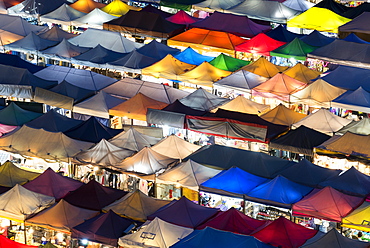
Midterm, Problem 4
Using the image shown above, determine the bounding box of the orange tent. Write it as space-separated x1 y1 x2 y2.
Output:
240 57 288 78
109 93 168 121
69 0 106 13
283 62 321 84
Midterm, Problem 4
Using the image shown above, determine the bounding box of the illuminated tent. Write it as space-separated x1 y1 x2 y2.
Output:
190 11 271 38
5 32 58 53
194 0 243 11
0 124 16 137
0 235 38 248
179 88 229 111
0 161 39 187
26 199 99 233
337 118 370 135
300 30 336 47
40 4 86 26
292 186 364 222
215 95 270 115
332 86 370 113
236 33 286 56
260 104 306 126
64 180 127 211
178 61 232 87
118 217 193 248
292 108 352 135
283 63 321 84
7 0 68 16
251 216 317 248
266 25 305 42
168 28 246 55
209 53 250 72
240 57 288 78
71 8 117 29
110 127 160 152
196 208 266 235
38 25 77 42
214 70 267 93
148 196 219 228
166 10 200 25
107 50 158 73
47 80 95 103
0 102 42 126
282 0 314 12
174 47 214 65
0 13 47 36
100 0 140 17
41 39 90 60
151 134 200 159
342 201 370 232
0 184 54 222
270 37 317 60
69 0 106 13
33 86 73 110
74 139 133 166
23 167 83 200
103 190 171 221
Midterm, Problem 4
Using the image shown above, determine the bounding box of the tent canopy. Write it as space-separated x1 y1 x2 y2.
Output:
69 0 106 13
342 2 370 19
0 102 42 126
136 39 181 60
270 37 317 61
282 0 314 12
100 0 140 17
107 49 158 73
236 33 286 56
313 0 350 15
0 13 47 36
0 53 43 73
174 46 214 65
300 30 336 47
7 0 68 16
337 118 370 135
0 235 38 248
151 134 200 159
332 86 370 113
342 201 370 232
260 104 306 126
266 25 305 42
179 88 229 111
40 4 86 26
41 39 90 60
0 161 39 187
194 0 243 11
283 63 321 84
214 70 268 93
215 95 270 115
72 8 117 29
38 25 78 42
240 57 288 78
5 32 58 53
110 127 160 151
166 10 200 25
209 53 250 72
47 80 95 103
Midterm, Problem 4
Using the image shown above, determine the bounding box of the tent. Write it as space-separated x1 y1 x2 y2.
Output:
103 10 184 39
100 0 140 17
313 0 350 15
23 167 83 200
209 53 250 72
151 134 200 159
72 8 117 29
260 104 306 126
251 216 317 248
106 50 158 73
270 125 331 156
337 118 370 135
270 37 317 61
168 28 246 55
69 0 106 13
113 147 177 175
279 159 341 187
282 0 314 12
0 184 54 221
109 93 168 121
287 7 351 33
213 70 267 93
179 88 229 111
283 63 321 84
240 57 288 78
342 201 370 232
340 13 370 41
236 33 286 56
5 32 58 54
214 95 270 115
33 87 74 110
0 161 39 187
41 39 90 61
342 33 370 44
68 28 142 53
266 25 305 43
200 166 267 197
26 199 99 233
189 11 271 38
301 228 368 248
332 87 370 113
103 190 171 221
136 39 181 60
0 102 42 126
73 91 125 119
0 13 47 36
37 25 77 42
174 47 214 65
0 53 43 73
64 180 127 211
110 127 160 151
47 80 95 103
34 65 117 91
0 235 38 248
64 117 123 143
166 10 200 25
292 186 364 222
71 210 135 247
118 217 193 248
194 0 243 11
172 226 273 248
292 108 352 135
140 4 172 18
7 0 68 16
40 4 86 26
196 207 266 235
0 123 17 137
186 144 293 178
300 30 336 47
147 196 219 228
342 2 370 19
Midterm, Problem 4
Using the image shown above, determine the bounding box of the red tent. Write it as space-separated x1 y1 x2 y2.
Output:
292 187 364 222
251 216 317 248
166 10 200 25
196 207 266 235
236 33 287 56
0 235 37 248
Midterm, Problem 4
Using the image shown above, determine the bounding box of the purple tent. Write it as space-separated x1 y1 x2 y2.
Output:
64 180 127 210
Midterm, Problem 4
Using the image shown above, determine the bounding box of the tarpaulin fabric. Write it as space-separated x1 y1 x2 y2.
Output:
342 33 370 44
0 161 39 187
151 134 200 159
300 30 336 47
337 118 370 135
174 47 214 65
0 234 38 248
342 201 370 232
48 80 95 103
240 57 288 78
283 63 321 84
71 8 117 29
103 190 171 221
313 0 350 15
147 108 187 129
41 39 90 60
0 123 17 137
64 180 127 211
138 39 181 58
209 53 250 72
0 13 47 36
194 0 244 11
266 25 305 43
190 11 271 38
0 53 43 73
292 186 364 222
279 159 341 187
0 102 41 126
69 0 106 13
140 4 172 19
270 37 317 61
260 103 306 126
214 95 270 115
5 32 58 54
282 0 314 12
40 4 86 26
23 167 83 200
162 99 208 116
38 25 77 42
106 50 158 73
7 0 68 16
166 10 200 25
236 33 286 56
332 86 370 113
26 199 99 233
147 196 219 228
214 70 267 92
342 2 370 19
100 0 140 17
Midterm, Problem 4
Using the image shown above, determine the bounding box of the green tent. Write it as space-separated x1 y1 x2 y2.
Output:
0 161 40 187
209 53 250 72
270 38 317 61
0 102 42 126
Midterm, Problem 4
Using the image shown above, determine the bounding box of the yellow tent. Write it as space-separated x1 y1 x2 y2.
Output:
283 63 321 84
287 7 351 33
177 62 231 87
0 161 40 187
69 0 106 13
342 201 370 232
142 54 196 80
100 0 141 17
213 95 270 115
109 93 168 121
240 57 288 78
260 103 306 126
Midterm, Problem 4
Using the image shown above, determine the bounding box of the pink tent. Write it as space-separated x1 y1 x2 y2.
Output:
166 10 200 25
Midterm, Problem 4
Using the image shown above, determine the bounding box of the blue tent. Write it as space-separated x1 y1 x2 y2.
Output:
266 25 305 42
48 80 95 103
319 166 370 197
314 0 350 15
0 53 43 73
300 30 335 47
64 117 123 143
342 2 370 19
186 144 294 179
171 227 274 248
26 109 83 132
174 47 214 65
246 175 313 208
5 32 58 53
107 50 159 72
200 167 267 197
279 159 341 188
342 33 370 44
0 102 42 126
332 86 370 113
136 40 180 60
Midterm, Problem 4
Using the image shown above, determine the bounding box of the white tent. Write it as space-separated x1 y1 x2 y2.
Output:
0 184 55 222
72 8 118 29
110 127 160 151
118 217 193 248
41 39 90 61
40 4 86 26
0 14 47 36
282 0 314 12
337 118 370 135
157 160 221 191
213 95 270 115
179 88 229 111
151 135 200 160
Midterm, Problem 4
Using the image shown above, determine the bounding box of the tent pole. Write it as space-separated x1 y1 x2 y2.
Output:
242 195 246 214
23 221 27 245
